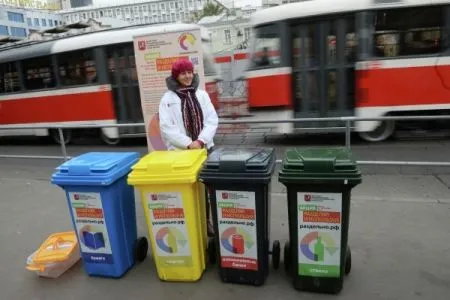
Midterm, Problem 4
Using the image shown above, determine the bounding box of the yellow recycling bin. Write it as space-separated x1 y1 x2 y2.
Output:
127 149 208 282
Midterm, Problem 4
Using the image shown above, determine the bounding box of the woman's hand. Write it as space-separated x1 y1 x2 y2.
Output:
188 140 204 149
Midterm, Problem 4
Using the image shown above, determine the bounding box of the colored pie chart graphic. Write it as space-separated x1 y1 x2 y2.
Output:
156 227 187 254
148 113 167 150
300 231 338 262
221 227 254 254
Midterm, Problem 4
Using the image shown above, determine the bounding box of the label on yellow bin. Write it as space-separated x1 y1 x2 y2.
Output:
147 192 192 267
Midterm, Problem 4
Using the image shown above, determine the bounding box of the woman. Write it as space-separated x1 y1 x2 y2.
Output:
158 58 219 236
159 59 218 151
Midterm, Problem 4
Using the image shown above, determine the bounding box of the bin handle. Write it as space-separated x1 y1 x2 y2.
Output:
51 237 72 250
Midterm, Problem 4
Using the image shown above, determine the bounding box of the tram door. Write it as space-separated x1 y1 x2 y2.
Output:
291 16 356 131
106 44 145 137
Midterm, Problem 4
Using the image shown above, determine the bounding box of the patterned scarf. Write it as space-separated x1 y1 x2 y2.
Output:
175 86 204 141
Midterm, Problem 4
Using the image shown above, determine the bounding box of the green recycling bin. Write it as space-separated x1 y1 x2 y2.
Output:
278 147 362 294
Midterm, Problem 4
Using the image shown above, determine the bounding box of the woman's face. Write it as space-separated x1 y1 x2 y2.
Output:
177 70 194 87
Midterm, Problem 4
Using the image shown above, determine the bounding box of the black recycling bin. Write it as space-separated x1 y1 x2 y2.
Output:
278 147 362 294
199 147 280 286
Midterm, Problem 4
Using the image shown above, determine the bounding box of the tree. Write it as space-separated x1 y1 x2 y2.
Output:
192 1 226 23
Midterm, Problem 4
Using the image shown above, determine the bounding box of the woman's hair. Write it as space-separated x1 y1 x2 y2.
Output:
171 59 194 79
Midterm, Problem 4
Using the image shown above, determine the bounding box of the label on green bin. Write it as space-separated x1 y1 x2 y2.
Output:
297 192 342 278
147 192 192 268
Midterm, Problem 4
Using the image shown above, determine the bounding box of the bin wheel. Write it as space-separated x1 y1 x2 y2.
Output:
207 238 216 265
272 240 280 270
284 241 290 273
345 246 351 275
135 237 148 263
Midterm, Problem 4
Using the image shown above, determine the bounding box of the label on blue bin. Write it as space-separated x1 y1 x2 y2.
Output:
69 192 113 264
297 192 342 278
147 192 192 267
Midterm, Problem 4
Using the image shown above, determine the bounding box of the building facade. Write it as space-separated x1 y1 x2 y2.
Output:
0 5 63 40
198 6 257 53
59 0 217 25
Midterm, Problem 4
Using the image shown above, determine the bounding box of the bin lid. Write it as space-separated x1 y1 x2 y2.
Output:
127 149 207 185
279 148 361 185
31 231 78 264
199 147 275 182
51 152 140 186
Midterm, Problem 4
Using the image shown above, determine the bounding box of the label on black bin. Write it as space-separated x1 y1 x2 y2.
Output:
297 192 342 278
216 190 258 271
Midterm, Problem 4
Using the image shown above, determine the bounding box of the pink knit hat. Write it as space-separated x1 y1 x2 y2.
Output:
171 59 194 79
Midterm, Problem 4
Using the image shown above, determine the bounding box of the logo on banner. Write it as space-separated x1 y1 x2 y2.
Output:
138 40 146 51
178 32 196 50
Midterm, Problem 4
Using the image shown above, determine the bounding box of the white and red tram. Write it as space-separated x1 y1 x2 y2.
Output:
0 23 221 144
243 0 450 141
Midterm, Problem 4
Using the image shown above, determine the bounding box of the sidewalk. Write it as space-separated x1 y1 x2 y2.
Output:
1 173 450 300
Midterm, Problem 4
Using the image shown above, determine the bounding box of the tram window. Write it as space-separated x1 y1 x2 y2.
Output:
345 17 357 63
326 21 337 65
128 51 138 85
0 62 21 93
22 56 56 91
57 49 97 86
373 6 443 57
250 24 281 68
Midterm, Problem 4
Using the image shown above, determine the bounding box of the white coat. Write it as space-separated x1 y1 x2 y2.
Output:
158 88 219 150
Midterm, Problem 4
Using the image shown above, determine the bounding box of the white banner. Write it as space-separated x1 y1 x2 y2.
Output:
133 28 205 152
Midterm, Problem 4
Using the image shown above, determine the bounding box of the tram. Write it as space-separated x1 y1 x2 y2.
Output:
245 0 450 141
0 23 221 145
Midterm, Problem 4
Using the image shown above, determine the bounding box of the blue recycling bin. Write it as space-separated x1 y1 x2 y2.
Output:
51 152 148 278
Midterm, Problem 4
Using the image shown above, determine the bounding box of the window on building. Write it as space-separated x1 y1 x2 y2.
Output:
244 28 251 41
0 62 21 93
22 56 56 90
100 11 104 17
170 2 175 9
57 49 97 86
0 25 8 36
34 18 39 26
10 27 26 37
48 19 53 27
224 29 232 45
27 18 32 26
161 3 165 10
7 12 24 23
373 6 443 57
42 19 47 26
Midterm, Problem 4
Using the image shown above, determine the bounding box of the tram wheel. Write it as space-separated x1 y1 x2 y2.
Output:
358 120 395 142
100 131 121 146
